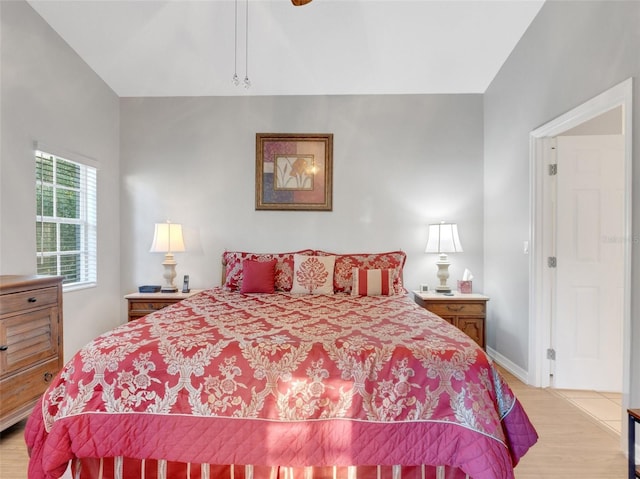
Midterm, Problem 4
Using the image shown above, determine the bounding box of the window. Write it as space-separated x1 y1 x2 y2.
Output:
36 149 97 289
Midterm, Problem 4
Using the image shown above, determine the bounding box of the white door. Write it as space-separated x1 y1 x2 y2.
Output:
552 134 624 392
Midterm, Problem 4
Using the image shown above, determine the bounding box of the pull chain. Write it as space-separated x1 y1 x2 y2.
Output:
243 0 250 88
232 0 250 88
232 0 239 85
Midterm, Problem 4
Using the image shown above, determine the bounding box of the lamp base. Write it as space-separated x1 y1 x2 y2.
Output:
435 257 452 294
160 253 178 293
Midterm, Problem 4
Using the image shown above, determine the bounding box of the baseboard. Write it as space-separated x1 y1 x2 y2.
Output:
486 347 530 385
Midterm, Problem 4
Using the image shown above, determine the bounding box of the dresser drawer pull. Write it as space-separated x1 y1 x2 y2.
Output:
446 305 464 312
44 372 54 382
28 297 38 303
0 345 7 351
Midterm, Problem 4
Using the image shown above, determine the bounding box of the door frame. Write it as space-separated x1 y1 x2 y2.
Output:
528 78 633 395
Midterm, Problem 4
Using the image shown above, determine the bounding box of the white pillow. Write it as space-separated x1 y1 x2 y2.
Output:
291 254 336 294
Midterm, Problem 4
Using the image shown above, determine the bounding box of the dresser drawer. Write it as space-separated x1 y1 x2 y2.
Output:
426 302 485 317
0 357 59 418
0 307 60 376
0 286 59 316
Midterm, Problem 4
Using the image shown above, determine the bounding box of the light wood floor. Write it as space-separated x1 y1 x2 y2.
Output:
0 368 628 479
554 388 623 435
500 368 627 478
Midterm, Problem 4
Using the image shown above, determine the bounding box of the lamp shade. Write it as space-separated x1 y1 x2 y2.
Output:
425 222 463 254
149 222 185 254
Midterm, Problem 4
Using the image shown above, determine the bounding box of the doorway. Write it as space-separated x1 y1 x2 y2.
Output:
529 78 632 435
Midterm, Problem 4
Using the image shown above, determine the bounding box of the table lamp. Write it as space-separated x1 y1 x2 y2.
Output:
425 222 463 293
149 221 185 293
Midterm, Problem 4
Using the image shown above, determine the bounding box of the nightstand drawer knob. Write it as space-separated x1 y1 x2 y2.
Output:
0 345 7 351
446 305 464 312
28 297 37 303
44 372 54 382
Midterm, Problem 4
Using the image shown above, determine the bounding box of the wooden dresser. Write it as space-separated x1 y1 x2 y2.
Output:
0 275 63 430
413 290 489 349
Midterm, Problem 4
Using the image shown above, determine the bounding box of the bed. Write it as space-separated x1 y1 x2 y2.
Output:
25 250 537 479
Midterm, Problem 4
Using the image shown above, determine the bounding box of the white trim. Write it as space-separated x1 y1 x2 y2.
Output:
529 78 633 446
487 346 529 384
34 141 100 169
63 282 97 293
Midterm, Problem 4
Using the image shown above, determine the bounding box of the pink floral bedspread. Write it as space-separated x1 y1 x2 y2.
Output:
25 289 537 479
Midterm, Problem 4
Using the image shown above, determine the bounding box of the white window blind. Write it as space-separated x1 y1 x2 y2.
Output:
36 149 97 289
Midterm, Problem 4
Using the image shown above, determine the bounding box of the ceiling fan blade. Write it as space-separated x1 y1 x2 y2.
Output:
291 0 313 5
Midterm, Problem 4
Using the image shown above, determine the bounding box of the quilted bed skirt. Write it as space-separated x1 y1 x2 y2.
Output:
71 459 471 479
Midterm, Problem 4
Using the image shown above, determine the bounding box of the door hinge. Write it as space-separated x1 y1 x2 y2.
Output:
546 348 556 360
547 256 557 268
548 164 558 176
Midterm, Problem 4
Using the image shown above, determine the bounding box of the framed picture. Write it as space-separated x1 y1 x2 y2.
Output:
256 133 333 211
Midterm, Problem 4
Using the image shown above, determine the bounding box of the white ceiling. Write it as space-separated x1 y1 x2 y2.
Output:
27 0 545 97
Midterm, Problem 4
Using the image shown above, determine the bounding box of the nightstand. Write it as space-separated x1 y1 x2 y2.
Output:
125 290 202 322
413 290 489 349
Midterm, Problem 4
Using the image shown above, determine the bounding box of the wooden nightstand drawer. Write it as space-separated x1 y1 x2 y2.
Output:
129 300 174 313
125 290 203 322
424 302 485 317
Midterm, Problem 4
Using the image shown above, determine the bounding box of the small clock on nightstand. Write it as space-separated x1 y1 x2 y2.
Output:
413 290 489 349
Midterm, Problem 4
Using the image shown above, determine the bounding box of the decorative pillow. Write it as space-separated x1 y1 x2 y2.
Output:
316 250 406 295
240 259 276 293
291 254 336 294
351 268 394 296
222 250 315 292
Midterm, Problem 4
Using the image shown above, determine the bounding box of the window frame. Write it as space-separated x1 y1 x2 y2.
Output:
35 146 98 291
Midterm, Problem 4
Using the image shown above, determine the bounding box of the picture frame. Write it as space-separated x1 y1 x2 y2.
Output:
256 133 333 211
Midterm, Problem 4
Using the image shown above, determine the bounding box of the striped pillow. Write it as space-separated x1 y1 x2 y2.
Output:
351 268 394 296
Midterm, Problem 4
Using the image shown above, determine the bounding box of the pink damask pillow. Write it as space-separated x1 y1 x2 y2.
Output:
316 250 406 294
290 254 336 294
351 268 394 296
222 250 315 292
240 259 276 293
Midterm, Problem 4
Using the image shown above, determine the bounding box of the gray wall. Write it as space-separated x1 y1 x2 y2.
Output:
484 0 640 401
1 2 486 364
120 95 485 297
0 0 121 359
9 0 636 404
